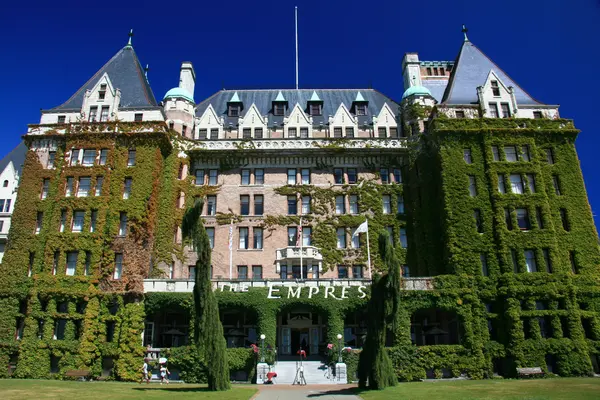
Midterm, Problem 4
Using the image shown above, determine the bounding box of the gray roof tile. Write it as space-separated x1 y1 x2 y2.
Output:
421 79 449 103
0 142 28 175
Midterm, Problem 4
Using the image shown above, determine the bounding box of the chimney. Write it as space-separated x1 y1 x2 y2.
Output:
402 53 422 90
179 62 196 99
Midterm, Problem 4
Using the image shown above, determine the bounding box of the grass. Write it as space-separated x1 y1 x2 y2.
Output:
356 378 600 400
0 380 258 400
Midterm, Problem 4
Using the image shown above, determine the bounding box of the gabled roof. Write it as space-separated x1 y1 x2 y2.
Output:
274 91 286 102
442 40 542 105
355 91 366 102
195 89 399 128
0 142 28 176
49 45 158 111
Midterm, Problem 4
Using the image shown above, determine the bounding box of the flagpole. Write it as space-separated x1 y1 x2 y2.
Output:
295 6 299 90
229 218 233 280
366 220 372 279
299 217 303 280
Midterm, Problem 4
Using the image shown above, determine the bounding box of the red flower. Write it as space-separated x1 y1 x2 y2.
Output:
327 344 333 350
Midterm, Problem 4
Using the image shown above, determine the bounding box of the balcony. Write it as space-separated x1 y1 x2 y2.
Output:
276 245 322 261
143 277 435 293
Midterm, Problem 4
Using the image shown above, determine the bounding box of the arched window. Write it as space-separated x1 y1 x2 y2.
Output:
3 180 8 187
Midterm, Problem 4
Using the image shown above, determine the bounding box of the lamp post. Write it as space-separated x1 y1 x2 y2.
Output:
260 334 266 363
336 333 343 363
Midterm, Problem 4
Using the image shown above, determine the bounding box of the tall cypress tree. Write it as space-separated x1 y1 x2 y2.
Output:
357 230 400 389
182 201 230 391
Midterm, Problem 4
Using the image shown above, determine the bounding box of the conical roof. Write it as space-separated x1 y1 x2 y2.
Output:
442 40 541 105
49 45 158 111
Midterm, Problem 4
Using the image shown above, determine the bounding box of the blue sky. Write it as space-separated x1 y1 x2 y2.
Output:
1 0 599 227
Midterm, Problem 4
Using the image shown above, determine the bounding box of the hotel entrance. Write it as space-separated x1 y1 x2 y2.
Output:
277 308 326 359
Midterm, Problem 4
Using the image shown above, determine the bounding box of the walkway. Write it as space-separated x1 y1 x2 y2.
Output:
253 384 361 400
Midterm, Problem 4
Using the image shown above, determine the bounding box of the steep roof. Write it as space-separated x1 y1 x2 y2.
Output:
49 45 158 111
421 79 449 103
196 89 399 127
0 142 28 176
442 40 541 105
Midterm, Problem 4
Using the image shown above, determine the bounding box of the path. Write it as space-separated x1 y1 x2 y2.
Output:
253 384 362 400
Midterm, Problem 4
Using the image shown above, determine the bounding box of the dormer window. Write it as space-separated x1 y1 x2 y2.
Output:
491 81 500 96
228 104 241 117
98 84 107 100
309 103 322 116
274 103 286 116
57 115 66 124
355 104 367 116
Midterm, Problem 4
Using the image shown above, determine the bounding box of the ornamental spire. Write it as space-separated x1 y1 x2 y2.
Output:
462 24 469 42
127 29 134 46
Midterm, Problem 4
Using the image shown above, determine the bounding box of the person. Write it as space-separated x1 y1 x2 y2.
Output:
160 364 170 385
141 358 150 384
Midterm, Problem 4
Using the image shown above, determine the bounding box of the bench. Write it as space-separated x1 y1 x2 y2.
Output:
65 370 91 381
516 367 544 378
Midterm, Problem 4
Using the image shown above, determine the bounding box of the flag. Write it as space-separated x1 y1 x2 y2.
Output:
296 219 303 247
352 220 368 238
228 219 234 250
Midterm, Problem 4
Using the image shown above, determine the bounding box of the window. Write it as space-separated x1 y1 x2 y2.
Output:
300 127 309 138
302 227 311 246
560 208 570 231
505 208 513 230
393 169 402 184
301 195 311 214
355 104 367 116
253 228 263 249
336 228 346 248
301 169 310 185
464 149 472 164
89 106 98 122
228 104 240 117
335 195 345 214
237 265 248 280
123 178 132 199
210 129 218 140
72 210 85 233
570 251 578 274
543 248 552 272
114 253 123 279
347 168 357 184
383 195 391 214
240 195 250 215
504 146 518 162
500 103 511 118
426 67 432 75
526 174 536 193
127 150 136 167
474 209 483 233
524 250 537 273
198 129 207 140
349 195 359 214
206 196 217 215
399 228 408 248
100 106 109 122
333 127 342 138
287 227 297 246
195 169 205 186
468 175 477 197
491 81 500 96
59 209 66 232
287 169 296 185
511 249 519 273
239 228 249 249
65 177 74 197
386 226 394 242
516 208 530 230
520 145 530 162
95 176 103 196
134 113 143 122
533 111 543 119
488 103 499 118
70 149 80 166
98 84 107 100
57 115 66 124
76 177 90 197
66 252 78 276
242 128 251 139
545 148 555 164
455 111 465 119
41 179 50 199
84 252 91 276
509 174 524 194
82 149 96 166
492 146 500 162
206 227 215 248
99 149 108 165
552 175 561 195
35 212 43 234
345 127 354 138
536 207 544 229
52 251 59 275
118 212 128 236
47 151 56 168
288 127 297 138
182 125 188 137
252 265 263 280
380 169 389 184
255 169 264 185
352 266 364 278
208 170 218 185
274 103 285 116
287 196 297 215
2 199 9 213
309 103 322 116
0 220 3 232
254 195 263 215
240 169 251 185
350 227 360 249
338 265 348 279
378 127 387 138
90 210 97 233
334 168 344 184
397 195 405 214
390 127 398 137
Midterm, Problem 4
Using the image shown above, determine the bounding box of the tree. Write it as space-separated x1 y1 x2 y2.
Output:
357 230 400 389
181 201 230 391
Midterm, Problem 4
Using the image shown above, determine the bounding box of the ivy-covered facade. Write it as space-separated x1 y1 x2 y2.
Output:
0 32 599 383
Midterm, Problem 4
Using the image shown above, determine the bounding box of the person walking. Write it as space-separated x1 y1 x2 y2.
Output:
141 358 150 384
160 364 170 385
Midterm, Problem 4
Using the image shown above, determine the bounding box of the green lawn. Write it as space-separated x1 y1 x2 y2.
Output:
0 380 257 400
357 378 600 400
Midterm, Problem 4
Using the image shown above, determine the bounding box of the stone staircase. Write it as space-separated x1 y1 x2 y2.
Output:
263 361 346 385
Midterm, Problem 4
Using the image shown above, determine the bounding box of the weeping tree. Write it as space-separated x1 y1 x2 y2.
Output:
357 230 401 389
181 201 230 391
